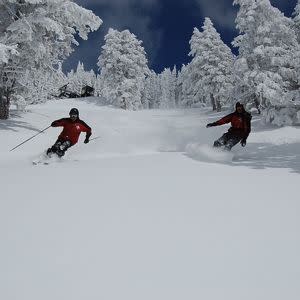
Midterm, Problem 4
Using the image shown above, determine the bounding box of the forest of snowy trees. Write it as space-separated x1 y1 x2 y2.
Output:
0 0 102 118
2 0 300 125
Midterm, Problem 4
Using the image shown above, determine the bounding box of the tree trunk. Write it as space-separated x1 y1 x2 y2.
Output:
216 99 222 112
120 97 127 110
0 89 9 119
254 98 261 114
210 94 217 111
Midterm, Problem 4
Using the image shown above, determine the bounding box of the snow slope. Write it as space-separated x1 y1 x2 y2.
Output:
1 98 300 300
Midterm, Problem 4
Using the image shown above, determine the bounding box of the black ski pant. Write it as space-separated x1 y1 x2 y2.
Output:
47 139 72 157
213 132 242 151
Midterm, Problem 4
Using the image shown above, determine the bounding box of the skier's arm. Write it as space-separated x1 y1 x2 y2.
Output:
51 118 67 127
243 114 252 140
206 114 233 127
79 120 92 142
240 114 252 147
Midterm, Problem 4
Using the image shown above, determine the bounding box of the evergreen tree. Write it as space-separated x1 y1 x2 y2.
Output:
19 62 67 105
94 74 103 98
179 64 197 108
188 18 235 110
67 62 96 95
172 66 180 106
233 0 300 124
0 43 17 64
141 71 159 109
293 0 300 42
158 68 176 109
0 42 18 117
98 28 149 110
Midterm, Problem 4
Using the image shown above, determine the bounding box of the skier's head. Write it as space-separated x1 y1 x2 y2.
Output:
235 102 244 113
69 108 79 121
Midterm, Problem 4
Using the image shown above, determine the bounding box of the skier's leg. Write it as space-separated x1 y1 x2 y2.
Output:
56 140 71 157
213 133 229 148
224 135 241 151
47 140 62 156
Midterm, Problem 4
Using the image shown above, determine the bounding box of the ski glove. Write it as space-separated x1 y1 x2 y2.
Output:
241 139 247 147
206 122 216 128
84 137 90 144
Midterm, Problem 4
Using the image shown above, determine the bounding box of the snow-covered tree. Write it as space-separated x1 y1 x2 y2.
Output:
0 42 18 118
94 74 103 97
142 67 177 109
172 66 180 106
293 0 300 43
67 62 96 95
178 63 197 107
0 0 102 118
19 63 67 105
98 28 149 110
141 70 160 109
0 43 17 64
233 0 300 125
158 68 177 109
187 18 235 110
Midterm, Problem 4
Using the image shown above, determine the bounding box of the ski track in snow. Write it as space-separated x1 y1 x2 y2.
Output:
1 98 300 300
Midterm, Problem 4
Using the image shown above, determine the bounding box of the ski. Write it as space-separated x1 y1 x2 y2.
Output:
32 152 62 165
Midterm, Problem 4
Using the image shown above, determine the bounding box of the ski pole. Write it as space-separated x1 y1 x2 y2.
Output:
90 136 101 142
10 126 51 152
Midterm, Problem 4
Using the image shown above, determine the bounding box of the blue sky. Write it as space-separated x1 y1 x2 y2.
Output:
65 0 298 74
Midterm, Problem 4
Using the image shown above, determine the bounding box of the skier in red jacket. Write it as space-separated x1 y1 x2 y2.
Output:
206 102 252 150
47 108 92 157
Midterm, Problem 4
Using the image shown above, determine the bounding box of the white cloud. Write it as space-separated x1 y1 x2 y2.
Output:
195 0 295 30
195 0 237 29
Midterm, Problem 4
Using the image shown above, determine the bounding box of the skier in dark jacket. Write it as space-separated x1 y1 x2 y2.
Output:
47 108 92 157
206 102 252 150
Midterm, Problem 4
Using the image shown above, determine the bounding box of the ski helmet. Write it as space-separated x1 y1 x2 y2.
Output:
235 102 243 109
69 108 79 117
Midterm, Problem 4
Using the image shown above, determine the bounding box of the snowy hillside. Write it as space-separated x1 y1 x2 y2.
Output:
1 98 300 300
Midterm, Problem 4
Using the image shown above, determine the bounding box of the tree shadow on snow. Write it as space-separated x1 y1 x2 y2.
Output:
230 142 300 174
0 112 42 133
185 141 300 175
228 116 300 173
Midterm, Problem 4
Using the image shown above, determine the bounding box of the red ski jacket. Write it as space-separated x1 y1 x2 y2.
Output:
51 118 92 145
214 111 252 139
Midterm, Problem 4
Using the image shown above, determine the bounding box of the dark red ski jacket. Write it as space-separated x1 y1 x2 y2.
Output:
214 111 252 139
51 118 92 145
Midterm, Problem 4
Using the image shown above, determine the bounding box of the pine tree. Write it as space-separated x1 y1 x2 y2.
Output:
141 71 158 109
98 28 149 110
0 42 18 118
0 43 17 64
233 0 300 124
172 66 180 106
188 18 235 110
94 74 103 98
158 68 177 109
19 63 67 105
67 62 96 96
179 64 197 108
293 0 300 42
